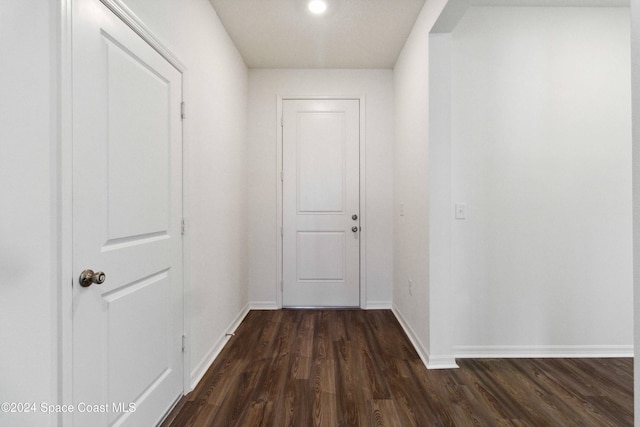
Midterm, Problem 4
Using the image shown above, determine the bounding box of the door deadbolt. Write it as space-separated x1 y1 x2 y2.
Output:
79 269 106 287
352 214 358 220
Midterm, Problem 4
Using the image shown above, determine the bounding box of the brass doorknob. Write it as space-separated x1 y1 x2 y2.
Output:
352 226 359 232
79 269 106 287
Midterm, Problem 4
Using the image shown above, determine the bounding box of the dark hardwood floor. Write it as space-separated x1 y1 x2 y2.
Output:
162 310 633 426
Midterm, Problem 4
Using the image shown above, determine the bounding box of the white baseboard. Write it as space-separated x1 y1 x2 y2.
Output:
189 303 250 390
248 301 279 310
391 304 458 370
248 301 393 310
363 301 392 309
454 344 634 359
427 354 459 369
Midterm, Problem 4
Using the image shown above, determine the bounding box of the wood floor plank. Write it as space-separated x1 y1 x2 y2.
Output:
333 337 362 426
368 399 403 427
566 358 633 401
291 311 314 380
466 359 562 426
162 310 633 427
525 358 623 426
501 359 586 426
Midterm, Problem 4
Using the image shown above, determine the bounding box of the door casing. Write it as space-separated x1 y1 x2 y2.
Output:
276 95 367 309
58 1 191 425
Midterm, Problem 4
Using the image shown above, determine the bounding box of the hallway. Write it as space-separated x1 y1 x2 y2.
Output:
3 1 637 425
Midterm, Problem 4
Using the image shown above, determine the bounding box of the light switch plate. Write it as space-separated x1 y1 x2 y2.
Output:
455 203 466 220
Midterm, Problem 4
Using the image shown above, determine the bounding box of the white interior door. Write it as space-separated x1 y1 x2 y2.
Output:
72 1 183 425
282 99 360 307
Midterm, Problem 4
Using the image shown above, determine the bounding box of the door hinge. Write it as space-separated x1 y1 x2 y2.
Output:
280 226 283 237
280 170 283 182
181 218 186 235
182 334 187 352
281 279 283 291
180 101 186 120
280 115 283 127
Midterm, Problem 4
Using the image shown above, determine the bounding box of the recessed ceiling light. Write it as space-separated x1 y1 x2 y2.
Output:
308 0 327 15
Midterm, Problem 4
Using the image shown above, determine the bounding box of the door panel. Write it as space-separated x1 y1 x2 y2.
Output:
297 112 346 213
283 99 360 307
297 231 345 281
105 34 171 241
105 271 171 407
72 1 183 426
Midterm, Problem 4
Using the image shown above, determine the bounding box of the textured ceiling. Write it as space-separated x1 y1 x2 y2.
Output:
208 0 427 69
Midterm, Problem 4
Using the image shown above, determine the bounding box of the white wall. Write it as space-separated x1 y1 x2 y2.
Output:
450 7 633 355
630 0 640 422
429 33 457 366
394 1 632 368
0 2 56 426
393 0 454 368
247 69 395 308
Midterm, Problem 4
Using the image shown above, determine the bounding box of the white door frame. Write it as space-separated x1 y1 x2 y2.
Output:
276 95 367 309
58 1 190 424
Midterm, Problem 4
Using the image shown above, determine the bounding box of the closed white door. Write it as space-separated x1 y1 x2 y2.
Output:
282 99 360 307
72 1 183 426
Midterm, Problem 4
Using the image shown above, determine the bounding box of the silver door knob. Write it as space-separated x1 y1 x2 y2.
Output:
352 226 359 232
79 269 106 287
